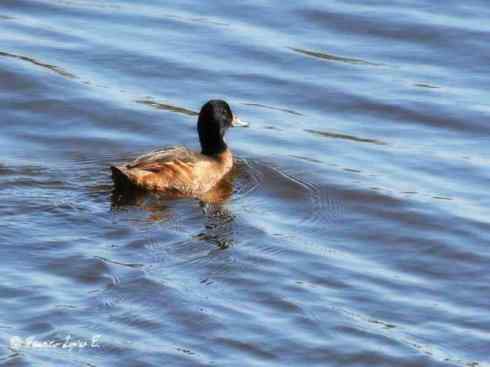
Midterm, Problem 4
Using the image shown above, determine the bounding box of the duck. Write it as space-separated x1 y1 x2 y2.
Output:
111 100 248 196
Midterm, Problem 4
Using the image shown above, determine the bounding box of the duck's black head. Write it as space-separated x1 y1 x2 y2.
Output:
198 100 246 156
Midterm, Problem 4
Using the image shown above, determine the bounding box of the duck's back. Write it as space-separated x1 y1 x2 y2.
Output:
111 146 232 195
129 146 198 167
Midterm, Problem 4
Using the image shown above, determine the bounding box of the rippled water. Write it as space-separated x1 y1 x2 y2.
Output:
1 1 489 366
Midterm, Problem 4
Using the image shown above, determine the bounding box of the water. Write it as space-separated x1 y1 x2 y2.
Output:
1 1 489 366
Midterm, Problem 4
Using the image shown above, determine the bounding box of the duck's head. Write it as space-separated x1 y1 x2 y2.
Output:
198 100 247 156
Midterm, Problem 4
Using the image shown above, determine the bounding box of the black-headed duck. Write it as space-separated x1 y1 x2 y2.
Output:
111 100 247 196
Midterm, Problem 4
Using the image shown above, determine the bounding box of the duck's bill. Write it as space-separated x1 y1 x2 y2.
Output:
231 115 249 127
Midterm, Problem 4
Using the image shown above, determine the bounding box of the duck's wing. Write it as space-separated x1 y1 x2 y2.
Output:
112 146 203 192
128 146 199 169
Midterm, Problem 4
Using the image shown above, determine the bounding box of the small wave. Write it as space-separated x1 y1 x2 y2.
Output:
0 50 76 79
94 256 144 269
289 47 382 66
35 0 123 11
243 102 304 116
335 306 486 367
269 164 343 227
233 159 344 230
135 99 198 117
232 158 264 199
414 83 440 89
305 128 387 145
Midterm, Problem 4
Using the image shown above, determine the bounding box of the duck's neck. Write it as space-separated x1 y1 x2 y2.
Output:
200 138 227 156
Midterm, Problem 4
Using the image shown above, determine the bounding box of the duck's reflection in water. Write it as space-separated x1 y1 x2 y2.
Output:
110 172 236 248
195 175 235 249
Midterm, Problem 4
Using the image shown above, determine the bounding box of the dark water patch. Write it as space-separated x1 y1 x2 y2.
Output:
36 0 124 11
343 168 362 173
432 196 452 201
290 47 382 66
0 285 33 299
94 256 144 269
0 352 25 367
0 51 76 79
414 83 440 89
161 12 230 27
243 102 303 116
41 256 117 286
305 128 387 145
0 164 46 177
300 6 460 47
335 306 481 367
1 176 66 190
135 99 198 117
289 154 323 164
349 94 490 135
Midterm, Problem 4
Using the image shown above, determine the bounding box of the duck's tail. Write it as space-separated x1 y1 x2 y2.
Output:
111 165 134 190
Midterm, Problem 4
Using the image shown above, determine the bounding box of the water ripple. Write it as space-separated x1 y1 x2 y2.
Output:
135 99 198 117
290 47 383 66
0 50 76 79
305 128 387 145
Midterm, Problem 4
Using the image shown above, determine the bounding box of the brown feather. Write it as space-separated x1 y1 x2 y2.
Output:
111 146 233 196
